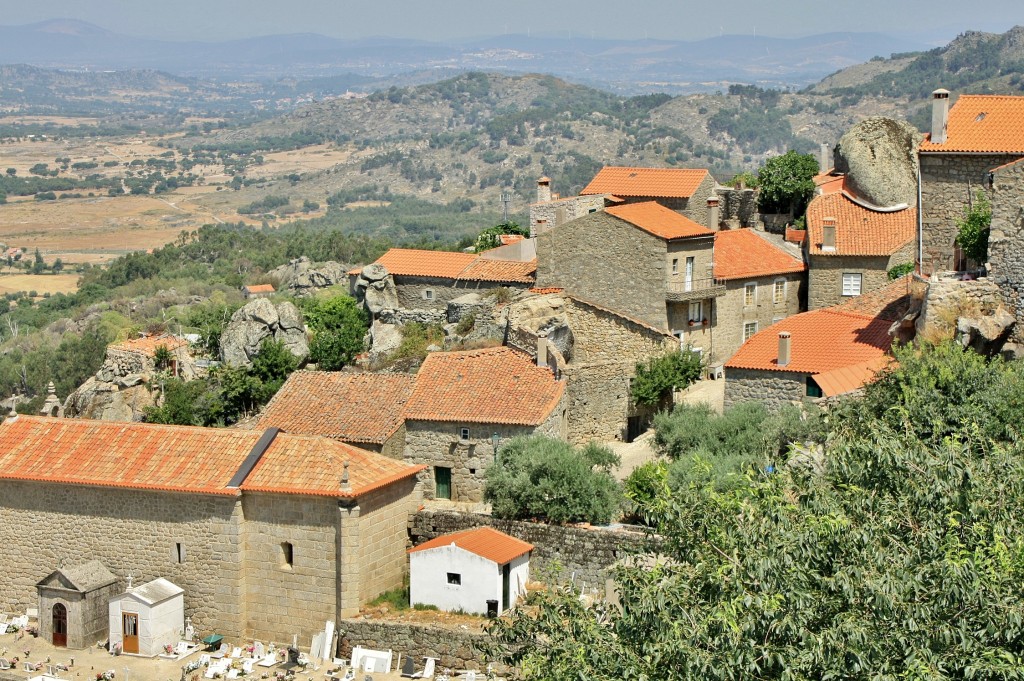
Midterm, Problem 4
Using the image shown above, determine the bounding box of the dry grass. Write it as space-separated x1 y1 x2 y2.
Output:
0 273 80 296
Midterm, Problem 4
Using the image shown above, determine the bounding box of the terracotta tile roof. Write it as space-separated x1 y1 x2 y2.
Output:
408 527 533 565
0 416 422 498
529 287 564 294
404 347 564 426
605 202 713 240
713 229 805 281
785 228 807 244
724 309 893 375
244 284 275 293
813 356 894 397
813 171 846 195
256 371 416 444
110 334 188 358
351 249 535 284
499 234 526 246
806 191 916 257
833 274 914 322
581 166 710 199
920 95 1024 153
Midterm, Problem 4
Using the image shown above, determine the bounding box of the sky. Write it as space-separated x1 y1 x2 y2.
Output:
0 0 1020 43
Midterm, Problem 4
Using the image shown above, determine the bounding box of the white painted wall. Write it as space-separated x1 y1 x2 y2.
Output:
108 593 183 656
410 545 500 616
504 554 530 612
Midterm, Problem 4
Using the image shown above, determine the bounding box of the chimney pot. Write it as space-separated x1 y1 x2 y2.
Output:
706 194 721 231
931 89 950 145
778 331 791 367
536 331 550 369
819 143 831 174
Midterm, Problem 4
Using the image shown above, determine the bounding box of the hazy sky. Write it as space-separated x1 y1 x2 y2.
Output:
1 0 1021 43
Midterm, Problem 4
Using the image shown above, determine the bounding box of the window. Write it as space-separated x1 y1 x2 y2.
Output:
743 321 758 342
459 427 471 441
685 257 695 291
744 283 756 307
588 208 598 214
672 258 679 274
173 542 185 564
423 289 434 301
281 542 293 569
841 273 862 297
806 377 823 398
673 331 684 348
688 301 703 323
447 573 462 586
773 279 786 305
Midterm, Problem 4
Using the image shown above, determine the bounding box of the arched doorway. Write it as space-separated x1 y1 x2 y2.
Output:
52 603 67 647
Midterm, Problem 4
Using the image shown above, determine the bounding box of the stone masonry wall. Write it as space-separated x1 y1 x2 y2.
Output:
920 153 1014 274
724 368 809 410
0 482 244 639
987 160 1024 341
357 476 423 605
529 195 605 237
337 619 502 674
807 245 913 310
395 278 515 311
537 211 669 329
409 510 650 592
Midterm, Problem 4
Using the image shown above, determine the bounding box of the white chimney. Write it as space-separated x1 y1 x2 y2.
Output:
819 143 831 174
706 195 720 231
931 89 950 145
536 176 552 203
778 331 791 367
822 217 837 252
536 330 549 369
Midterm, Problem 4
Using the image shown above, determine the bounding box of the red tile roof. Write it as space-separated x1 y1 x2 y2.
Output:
605 202 712 240
0 416 422 498
713 229 805 281
806 191 916 257
244 284 275 293
920 95 1024 153
581 166 710 199
499 234 526 246
408 526 533 564
351 249 535 284
785 228 807 244
529 287 564 294
404 347 564 426
724 309 893 375
813 171 846 195
110 334 189 358
256 371 416 444
832 274 914 322
813 356 894 397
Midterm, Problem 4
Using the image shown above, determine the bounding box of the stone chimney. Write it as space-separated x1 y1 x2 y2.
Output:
778 331 791 367
537 176 552 203
341 461 351 492
536 330 550 369
822 217 837 252
931 89 950 145
706 195 720 231
819 143 831 174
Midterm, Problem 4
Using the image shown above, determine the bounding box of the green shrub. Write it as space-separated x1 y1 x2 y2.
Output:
630 350 703 407
455 314 476 335
955 191 991 264
887 262 914 279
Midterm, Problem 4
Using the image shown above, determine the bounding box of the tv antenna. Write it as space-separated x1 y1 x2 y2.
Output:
500 191 513 222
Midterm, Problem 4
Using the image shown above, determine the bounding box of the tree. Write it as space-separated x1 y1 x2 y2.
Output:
475 221 530 253
152 344 173 372
629 349 703 407
488 343 1024 679
300 295 368 370
756 150 819 216
955 191 991 265
31 248 44 275
484 436 621 525
5 168 15 176
52 258 64 274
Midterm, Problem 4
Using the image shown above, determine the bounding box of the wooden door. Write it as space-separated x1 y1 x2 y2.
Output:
502 563 511 614
51 603 67 647
122 612 139 654
434 466 452 500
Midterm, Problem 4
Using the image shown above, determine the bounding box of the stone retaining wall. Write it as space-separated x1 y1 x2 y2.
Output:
337 619 502 674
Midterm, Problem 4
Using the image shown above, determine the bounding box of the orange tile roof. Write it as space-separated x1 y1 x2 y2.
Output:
404 347 564 426
785 228 807 244
713 229 805 281
833 274 914 322
499 234 526 246
920 95 1024 153
605 202 712 241
0 416 422 498
806 191 916 257
813 171 846 195
529 287 564 294
352 249 535 284
256 371 416 444
581 166 710 199
408 526 533 564
813 356 894 397
724 309 893 375
244 284 275 293
109 334 189 358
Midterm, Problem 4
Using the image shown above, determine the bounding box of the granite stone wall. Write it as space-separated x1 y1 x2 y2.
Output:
919 153 1015 274
337 619 502 674
987 160 1024 341
529 195 605 237
706 274 804 366
807 244 913 310
394 278 517 311
723 368 809 409
357 477 424 605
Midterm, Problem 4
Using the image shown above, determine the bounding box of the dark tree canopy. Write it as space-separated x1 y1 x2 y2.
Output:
756 150 819 216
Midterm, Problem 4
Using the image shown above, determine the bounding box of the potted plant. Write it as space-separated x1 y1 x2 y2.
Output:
688 319 696 327
702 317 709 325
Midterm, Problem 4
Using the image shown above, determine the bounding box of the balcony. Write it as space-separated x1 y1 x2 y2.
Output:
666 277 727 302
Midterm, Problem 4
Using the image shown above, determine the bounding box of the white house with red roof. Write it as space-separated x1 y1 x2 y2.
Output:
408 527 532 616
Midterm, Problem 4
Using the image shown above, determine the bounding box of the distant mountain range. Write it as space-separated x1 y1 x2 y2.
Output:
0 19 927 93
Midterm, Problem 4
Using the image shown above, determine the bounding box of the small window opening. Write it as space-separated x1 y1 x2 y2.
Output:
281 542 294 569
469 468 476 475
459 427 471 441
175 542 185 564
424 289 434 300
447 573 462 585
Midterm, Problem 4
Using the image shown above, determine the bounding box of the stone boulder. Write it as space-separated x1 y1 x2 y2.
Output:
446 293 490 324
220 299 309 367
506 294 574 361
268 256 352 296
955 309 1016 357
367 320 402 366
63 377 157 421
363 276 399 316
834 117 922 207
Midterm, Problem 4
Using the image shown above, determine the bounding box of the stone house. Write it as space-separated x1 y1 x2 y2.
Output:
408 527 532 616
724 277 912 409
919 90 1024 274
402 347 567 502
529 176 617 237
105 333 198 380
987 157 1024 338
536 201 719 333
0 415 424 645
255 371 415 460
804 188 916 310
242 283 276 299
36 561 120 649
349 248 536 311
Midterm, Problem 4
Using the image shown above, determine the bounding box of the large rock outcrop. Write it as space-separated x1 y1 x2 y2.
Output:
63 377 157 421
220 298 309 367
353 263 400 317
506 294 574 361
268 256 351 296
834 117 922 207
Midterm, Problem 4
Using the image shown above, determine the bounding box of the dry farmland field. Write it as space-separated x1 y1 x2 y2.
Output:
0 273 80 297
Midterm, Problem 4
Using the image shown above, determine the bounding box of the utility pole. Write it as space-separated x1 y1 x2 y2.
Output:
500 191 512 223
